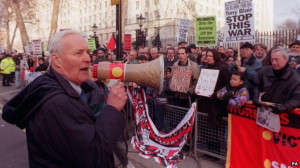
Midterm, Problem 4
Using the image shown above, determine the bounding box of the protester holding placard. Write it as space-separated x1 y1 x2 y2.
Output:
228 42 263 98
170 47 200 108
196 49 229 159
197 49 230 126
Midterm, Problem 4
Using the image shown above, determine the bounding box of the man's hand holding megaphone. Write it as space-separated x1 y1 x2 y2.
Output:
107 82 128 111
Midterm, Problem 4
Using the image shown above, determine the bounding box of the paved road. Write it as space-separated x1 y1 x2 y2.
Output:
0 84 29 168
0 85 225 168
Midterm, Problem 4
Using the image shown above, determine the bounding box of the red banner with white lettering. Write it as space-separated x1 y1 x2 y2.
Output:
226 104 300 168
124 34 132 52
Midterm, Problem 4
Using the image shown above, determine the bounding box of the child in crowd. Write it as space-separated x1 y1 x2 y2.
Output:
217 72 249 108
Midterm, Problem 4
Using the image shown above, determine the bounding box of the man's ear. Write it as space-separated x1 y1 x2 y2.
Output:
51 53 61 68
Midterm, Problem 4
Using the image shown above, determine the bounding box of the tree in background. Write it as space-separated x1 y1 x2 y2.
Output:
48 0 60 46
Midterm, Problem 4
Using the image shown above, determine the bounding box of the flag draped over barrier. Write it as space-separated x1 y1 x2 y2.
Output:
127 87 196 168
226 104 300 168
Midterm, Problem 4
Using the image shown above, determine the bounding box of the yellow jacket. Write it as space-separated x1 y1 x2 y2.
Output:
1 58 11 74
7 57 16 72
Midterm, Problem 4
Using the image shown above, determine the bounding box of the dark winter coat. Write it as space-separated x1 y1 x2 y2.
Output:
2 67 125 168
197 62 230 126
253 65 300 112
229 55 263 98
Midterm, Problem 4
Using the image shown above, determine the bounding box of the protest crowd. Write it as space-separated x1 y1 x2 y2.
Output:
1 29 300 168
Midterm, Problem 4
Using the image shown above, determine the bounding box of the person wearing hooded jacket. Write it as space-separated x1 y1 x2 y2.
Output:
2 30 127 168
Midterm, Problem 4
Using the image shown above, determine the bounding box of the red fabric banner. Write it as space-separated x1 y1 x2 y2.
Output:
227 104 300 168
124 34 132 52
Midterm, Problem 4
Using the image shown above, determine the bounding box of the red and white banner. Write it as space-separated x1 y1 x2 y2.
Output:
127 87 196 168
227 104 300 168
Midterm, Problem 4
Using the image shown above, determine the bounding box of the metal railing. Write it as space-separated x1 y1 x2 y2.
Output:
159 29 300 50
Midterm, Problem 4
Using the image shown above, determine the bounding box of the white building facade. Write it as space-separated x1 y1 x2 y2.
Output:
1 0 273 51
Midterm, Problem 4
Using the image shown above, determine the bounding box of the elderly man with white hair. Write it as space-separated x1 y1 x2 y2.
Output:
2 30 127 168
253 47 300 113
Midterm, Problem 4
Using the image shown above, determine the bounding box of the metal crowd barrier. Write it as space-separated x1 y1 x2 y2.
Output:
125 100 228 161
162 104 227 160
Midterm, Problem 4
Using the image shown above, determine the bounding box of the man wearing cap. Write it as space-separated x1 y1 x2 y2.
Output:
158 49 167 59
229 42 263 98
288 40 300 69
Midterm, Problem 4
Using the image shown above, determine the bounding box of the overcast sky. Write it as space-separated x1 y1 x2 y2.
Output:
274 0 300 27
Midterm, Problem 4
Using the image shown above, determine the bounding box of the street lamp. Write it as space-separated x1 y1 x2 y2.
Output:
136 14 146 48
91 23 100 49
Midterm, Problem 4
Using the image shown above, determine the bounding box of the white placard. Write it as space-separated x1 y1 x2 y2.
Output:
224 0 255 42
297 35 300 41
32 39 42 57
256 106 281 132
195 69 219 97
177 19 190 43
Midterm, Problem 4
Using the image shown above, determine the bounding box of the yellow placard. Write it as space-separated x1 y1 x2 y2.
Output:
111 0 121 6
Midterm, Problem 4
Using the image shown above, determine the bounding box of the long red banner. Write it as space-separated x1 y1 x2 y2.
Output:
226 104 300 168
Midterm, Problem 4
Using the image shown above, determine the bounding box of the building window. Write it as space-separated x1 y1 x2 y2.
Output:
154 0 158 5
111 10 113 17
146 0 149 7
105 12 107 18
154 10 159 20
111 21 113 27
145 12 149 22
136 14 139 23
105 1 107 8
136 1 139 10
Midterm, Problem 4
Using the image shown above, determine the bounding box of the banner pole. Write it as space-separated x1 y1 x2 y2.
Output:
237 43 241 61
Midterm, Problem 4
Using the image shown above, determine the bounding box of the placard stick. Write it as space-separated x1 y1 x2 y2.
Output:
237 43 241 61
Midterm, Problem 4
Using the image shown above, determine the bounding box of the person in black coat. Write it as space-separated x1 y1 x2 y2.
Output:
35 57 48 73
197 49 230 157
253 47 300 113
2 30 127 168
197 49 230 126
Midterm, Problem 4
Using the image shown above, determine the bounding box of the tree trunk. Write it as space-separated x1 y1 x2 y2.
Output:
48 0 60 45
12 0 30 50
5 19 12 53
4 0 12 53
10 23 18 49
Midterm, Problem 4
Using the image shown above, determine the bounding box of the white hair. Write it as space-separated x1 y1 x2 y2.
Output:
48 30 83 65
271 48 289 59
48 30 83 55
150 47 158 53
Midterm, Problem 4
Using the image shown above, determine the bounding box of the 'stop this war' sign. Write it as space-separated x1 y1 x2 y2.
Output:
224 0 255 42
